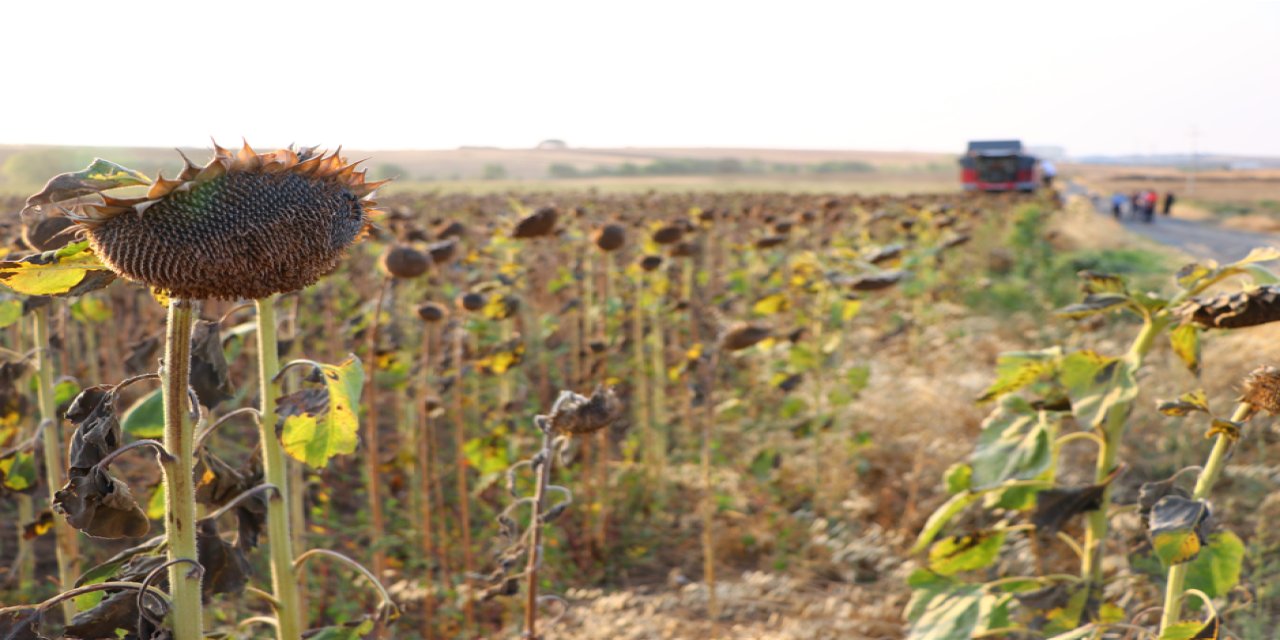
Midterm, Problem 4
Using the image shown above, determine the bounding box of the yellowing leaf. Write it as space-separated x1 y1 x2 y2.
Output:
280 356 365 468
752 293 790 315
0 241 115 297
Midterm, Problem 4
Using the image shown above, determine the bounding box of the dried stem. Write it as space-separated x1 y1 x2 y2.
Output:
364 276 391 581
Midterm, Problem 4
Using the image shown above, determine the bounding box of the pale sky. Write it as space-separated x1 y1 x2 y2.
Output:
2 1 1277 157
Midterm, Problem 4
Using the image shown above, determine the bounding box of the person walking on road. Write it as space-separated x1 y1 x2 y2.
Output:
1142 189 1158 223
1111 192 1126 220
1163 191 1176 216
1041 160 1057 188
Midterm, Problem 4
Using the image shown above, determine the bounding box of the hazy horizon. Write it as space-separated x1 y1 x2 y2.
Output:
3 1 1276 157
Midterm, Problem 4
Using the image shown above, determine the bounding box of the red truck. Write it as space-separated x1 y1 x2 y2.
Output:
960 140 1039 192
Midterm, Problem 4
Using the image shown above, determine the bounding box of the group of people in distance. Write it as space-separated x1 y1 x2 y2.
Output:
1110 189 1175 223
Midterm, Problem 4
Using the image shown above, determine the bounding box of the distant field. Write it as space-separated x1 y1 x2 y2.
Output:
0 144 958 197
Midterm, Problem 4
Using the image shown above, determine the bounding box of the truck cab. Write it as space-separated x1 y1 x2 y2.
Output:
960 140 1038 192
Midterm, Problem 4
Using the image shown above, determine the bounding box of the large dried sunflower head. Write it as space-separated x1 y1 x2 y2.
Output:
1242 365 1280 414
50 142 383 300
1179 285 1280 329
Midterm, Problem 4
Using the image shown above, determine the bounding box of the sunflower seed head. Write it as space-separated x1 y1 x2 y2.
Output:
1243 365 1280 414
1180 285 1280 329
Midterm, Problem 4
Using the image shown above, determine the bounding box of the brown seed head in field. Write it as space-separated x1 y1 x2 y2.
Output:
427 238 458 263
1180 285 1280 329
1242 365 1280 414
43 143 382 300
547 386 623 436
720 322 771 352
458 292 486 312
380 245 430 279
849 270 907 292
435 220 466 240
755 235 787 249
639 255 663 272
865 244 905 265
652 224 683 245
594 224 626 252
773 220 793 234
22 216 76 252
670 241 699 258
512 206 558 239
417 302 447 323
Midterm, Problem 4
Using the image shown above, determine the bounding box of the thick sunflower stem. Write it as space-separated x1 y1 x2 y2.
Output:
161 299 202 640
1081 315 1167 584
1159 401 1252 631
34 306 81 619
256 297 304 640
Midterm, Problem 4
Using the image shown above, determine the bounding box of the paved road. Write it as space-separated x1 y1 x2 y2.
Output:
1069 183 1280 264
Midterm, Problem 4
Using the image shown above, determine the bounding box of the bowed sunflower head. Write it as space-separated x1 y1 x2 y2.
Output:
33 142 384 300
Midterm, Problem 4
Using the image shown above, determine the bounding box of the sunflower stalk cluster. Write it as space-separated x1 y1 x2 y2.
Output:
0 143 393 640
907 246 1280 639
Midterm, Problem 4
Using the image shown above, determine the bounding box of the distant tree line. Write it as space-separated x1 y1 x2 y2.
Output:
547 158 875 179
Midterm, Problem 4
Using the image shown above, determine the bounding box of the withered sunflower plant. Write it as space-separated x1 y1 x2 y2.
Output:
5 143 396 640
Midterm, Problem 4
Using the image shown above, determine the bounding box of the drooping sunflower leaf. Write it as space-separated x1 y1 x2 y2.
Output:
64 384 121 472
1157 390 1209 417
1032 480 1112 537
189 320 233 408
904 571 1012 640
23 158 151 211
0 241 115 298
977 348 1061 403
1056 293 1131 319
970 397 1052 490
278 356 364 468
1170 324 1202 376
943 463 972 495
1058 350 1137 429
912 491 979 554
927 530 1006 576
1149 496 1212 566
53 466 149 539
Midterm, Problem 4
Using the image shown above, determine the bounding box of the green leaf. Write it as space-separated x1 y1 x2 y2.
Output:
307 619 376 640
943 463 972 494
978 348 1061 403
0 241 115 297
1059 351 1137 429
928 530 1006 576
1177 247 1280 293
280 356 365 468
120 388 164 438
0 450 36 491
22 158 151 210
0 299 22 329
1158 617 1219 640
911 491 979 554
1182 531 1245 600
1170 324 1201 376
845 365 870 394
71 296 112 324
970 397 1052 490
146 483 166 521
905 577 1012 640
54 379 81 409
1056 293 1131 319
